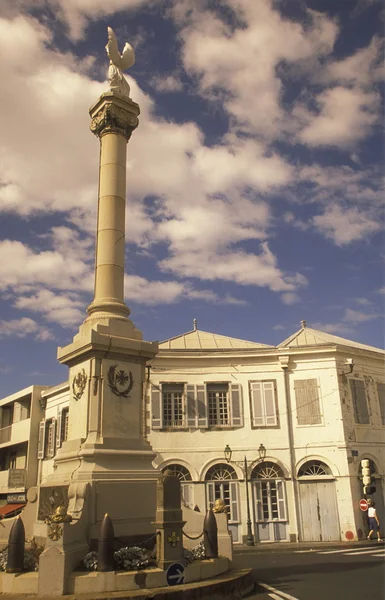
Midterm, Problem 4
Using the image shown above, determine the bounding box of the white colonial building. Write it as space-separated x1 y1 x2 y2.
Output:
0 321 383 544
147 322 385 544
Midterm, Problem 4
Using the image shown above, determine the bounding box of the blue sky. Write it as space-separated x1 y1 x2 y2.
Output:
0 0 384 397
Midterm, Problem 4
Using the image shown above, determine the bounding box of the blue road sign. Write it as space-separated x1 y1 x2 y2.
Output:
166 562 185 586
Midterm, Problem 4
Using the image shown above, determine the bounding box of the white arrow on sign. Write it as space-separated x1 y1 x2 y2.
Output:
168 568 184 584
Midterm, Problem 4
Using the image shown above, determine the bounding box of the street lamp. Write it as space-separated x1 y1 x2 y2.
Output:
224 443 266 546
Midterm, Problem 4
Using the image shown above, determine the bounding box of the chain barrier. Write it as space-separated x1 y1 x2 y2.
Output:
115 533 157 549
182 530 204 540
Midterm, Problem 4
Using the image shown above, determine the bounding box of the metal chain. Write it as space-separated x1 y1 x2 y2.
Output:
182 530 204 540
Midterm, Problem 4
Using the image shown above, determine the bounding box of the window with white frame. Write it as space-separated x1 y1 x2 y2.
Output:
38 419 56 460
376 383 385 426
251 462 286 522
205 464 239 522
207 384 229 426
349 379 370 425
294 379 322 425
250 381 278 427
162 384 185 427
151 382 243 430
162 464 194 509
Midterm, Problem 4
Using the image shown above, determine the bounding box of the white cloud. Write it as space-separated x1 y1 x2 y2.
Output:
311 322 355 336
281 292 301 305
14 290 85 327
296 87 380 148
0 317 53 340
342 308 378 324
150 74 183 93
272 324 286 331
321 36 384 86
312 204 381 246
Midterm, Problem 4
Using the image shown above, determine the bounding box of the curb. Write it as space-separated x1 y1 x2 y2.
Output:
234 540 384 553
0 569 254 600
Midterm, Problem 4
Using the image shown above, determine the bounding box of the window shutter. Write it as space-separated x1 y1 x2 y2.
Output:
276 480 287 520
377 383 385 426
186 384 197 428
56 410 63 449
350 379 369 424
264 382 277 426
13 402 21 423
229 481 239 522
48 419 56 458
294 379 322 425
230 383 243 427
254 481 264 521
151 385 162 429
37 420 45 459
251 383 264 426
182 483 194 509
206 482 215 508
197 384 208 428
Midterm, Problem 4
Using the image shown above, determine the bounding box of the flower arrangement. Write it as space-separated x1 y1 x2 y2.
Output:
82 546 150 571
183 540 205 564
0 538 44 572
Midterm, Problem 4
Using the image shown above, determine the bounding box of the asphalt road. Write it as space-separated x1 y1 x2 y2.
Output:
234 544 385 600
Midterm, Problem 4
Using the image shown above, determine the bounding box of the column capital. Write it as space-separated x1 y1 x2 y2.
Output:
89 92 140 141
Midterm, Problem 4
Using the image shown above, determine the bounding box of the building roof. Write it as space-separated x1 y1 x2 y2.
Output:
278 326 384 354
159 329 273 351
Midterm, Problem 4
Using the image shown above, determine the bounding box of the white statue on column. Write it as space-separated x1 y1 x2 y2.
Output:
105 27 135 98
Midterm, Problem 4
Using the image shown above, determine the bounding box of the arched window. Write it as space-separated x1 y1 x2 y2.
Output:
205 463 238 481
162 464 192 481
162 464 193 508
251 462 287 541
205 463 239 540
251 461 284 480
298 460 331 477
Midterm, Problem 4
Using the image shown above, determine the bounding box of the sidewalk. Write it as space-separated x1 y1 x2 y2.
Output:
234 538 384 553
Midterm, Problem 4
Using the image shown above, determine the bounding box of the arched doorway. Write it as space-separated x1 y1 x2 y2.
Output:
298 460 340 541
205 463 240 542
251 461 288 542
162 464 193 508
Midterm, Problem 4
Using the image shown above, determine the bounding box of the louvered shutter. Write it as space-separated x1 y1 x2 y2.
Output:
186 384 197 428
151 385 162 429
251 382 264 426
48 419 56 458
37 420 45 459
264 382 277 426
350 379 369 424
13 402 21 423
230 383 243 427
294 379 322 425
254 481 264 521
206 482 215 509
182 483 194 509
56 410 63 449
229 481 239 522
197 384 208 428
377 383 385 426
276 480 287 520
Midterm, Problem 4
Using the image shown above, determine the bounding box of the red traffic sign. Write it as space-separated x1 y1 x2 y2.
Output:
359 499 368 511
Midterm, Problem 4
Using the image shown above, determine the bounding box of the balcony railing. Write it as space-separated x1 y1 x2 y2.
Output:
0 426 12 444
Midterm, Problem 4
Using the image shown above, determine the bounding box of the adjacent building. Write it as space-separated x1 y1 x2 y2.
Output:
0 322 384 543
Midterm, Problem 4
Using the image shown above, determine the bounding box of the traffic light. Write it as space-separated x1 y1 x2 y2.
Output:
361 459 376 495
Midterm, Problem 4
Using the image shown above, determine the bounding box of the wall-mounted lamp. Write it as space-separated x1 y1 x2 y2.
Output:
343 358 354 374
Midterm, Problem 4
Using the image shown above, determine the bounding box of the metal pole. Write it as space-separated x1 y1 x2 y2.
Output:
244 456 254 546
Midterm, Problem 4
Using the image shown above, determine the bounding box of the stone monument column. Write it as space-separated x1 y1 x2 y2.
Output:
36 29 160 544
87 92 138 324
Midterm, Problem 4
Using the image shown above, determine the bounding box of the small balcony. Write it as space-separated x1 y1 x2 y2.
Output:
0 419 31 447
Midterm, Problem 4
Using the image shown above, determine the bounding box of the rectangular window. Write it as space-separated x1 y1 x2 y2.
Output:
62 408 69 442
250 381 278 427
377 383 385 426
9 452 17 470
162 384 185 427
207 384 229 426
350 379 370 425
44 419 56 459
294 379 322 425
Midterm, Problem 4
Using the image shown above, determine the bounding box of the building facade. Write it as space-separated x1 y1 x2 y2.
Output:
0 323 384 543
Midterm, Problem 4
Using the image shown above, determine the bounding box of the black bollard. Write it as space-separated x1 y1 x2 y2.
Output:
203 508 218 559
97 513 115 571
6 516 25 573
